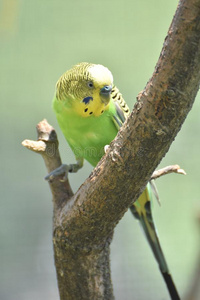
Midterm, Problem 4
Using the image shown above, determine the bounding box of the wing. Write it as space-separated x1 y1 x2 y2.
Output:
111 85 130 129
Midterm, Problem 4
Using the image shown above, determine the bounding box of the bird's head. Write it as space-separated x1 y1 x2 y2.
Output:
56 62 114 117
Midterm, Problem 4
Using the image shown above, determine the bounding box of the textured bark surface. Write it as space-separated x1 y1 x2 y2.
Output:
22 0 200 299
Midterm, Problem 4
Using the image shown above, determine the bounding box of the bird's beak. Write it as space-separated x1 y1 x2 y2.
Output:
100 85 112 104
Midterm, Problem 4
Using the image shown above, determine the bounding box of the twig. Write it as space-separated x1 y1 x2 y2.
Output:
22 119 74 209
22 139 46 153
151 165 186 180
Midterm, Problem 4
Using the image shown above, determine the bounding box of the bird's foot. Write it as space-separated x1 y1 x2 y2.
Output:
45 164 69 182
45 163 81 182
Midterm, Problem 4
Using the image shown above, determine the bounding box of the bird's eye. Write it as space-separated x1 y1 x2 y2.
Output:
87 81 93 88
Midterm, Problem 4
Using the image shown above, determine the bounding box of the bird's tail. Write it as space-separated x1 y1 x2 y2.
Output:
130 184 180 300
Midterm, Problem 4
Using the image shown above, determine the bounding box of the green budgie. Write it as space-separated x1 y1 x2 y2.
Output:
48 62 180 300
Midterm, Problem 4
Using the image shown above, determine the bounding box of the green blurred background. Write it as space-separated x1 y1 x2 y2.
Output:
1 0 200 299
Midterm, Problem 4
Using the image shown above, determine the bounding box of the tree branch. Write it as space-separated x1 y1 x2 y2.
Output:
23 119 114 299
151 165 186 180
22 0 200 299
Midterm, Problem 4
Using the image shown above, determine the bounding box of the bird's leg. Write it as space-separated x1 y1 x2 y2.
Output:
45 158 83 181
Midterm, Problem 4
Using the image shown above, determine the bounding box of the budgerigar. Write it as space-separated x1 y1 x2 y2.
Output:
48 62 180 300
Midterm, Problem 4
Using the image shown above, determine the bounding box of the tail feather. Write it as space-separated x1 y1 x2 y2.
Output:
162 272 180 300
130 185 180 300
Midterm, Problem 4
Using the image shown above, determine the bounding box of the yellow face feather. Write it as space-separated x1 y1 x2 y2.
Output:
56 62 113 117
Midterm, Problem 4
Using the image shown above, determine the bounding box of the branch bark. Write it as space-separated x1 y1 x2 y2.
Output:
23 0 200 299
